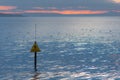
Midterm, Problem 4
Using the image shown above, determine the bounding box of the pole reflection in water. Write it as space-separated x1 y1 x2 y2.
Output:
30 72 41 80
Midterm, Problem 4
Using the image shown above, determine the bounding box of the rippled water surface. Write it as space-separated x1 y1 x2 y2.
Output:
0 17 120 80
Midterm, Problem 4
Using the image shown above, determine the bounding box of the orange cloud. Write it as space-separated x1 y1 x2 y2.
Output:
113 0 120 3
0 6 16 10
24 10 107 15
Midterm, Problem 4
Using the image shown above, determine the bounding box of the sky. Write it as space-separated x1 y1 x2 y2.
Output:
0 0 120 16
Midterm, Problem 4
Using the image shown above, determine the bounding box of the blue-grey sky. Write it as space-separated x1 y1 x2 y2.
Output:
0 0 120 16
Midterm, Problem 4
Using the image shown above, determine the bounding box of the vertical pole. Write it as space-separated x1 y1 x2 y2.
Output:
34 52 37 71
35 24 36 41
35 24 37 71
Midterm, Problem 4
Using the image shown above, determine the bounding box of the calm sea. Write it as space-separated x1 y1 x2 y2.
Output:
0 17 120 80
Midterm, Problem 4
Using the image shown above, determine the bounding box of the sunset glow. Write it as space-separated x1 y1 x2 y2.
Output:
24 10 107 15
0 6 16 10
0 0 119 16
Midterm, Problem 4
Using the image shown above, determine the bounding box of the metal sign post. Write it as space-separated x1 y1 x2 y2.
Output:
30 25 41 71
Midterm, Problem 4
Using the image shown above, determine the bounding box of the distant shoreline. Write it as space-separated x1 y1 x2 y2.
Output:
0 13 120 17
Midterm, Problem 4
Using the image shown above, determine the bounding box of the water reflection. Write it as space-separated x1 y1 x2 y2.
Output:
30 72 40 80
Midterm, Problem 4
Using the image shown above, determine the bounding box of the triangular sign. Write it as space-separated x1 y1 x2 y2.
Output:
30 41 41 52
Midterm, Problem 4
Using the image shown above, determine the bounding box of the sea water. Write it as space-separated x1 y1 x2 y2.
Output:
0 17 120 80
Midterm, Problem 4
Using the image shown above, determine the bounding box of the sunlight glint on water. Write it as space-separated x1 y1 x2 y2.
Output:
0 17 120 80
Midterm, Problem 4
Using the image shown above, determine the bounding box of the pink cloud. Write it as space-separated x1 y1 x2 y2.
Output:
0 12 22 14
0 6 16 10
115 10 120 12
34 7 57 10
33 7 44 10
47 7 57 10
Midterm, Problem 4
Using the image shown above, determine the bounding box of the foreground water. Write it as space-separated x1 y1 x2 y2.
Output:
0 17 120 80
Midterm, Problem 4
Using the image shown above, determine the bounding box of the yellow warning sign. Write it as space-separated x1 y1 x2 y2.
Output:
30 41 41 52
